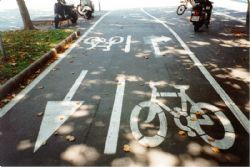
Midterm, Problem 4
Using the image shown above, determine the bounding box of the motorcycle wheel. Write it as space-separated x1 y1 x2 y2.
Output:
71 12 78 24
85 11 92 19
176 5 186 15
77 5 85 16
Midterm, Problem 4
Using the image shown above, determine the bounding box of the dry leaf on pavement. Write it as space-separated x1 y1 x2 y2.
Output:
211 147 220 153
37 112 44 117
208 136 215 142
123 144 131 152
38 86 44 89
178 130 186 137
190 117 197 121
65 135 76 142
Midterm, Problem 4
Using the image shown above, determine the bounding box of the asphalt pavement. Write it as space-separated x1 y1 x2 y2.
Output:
0 6 249 166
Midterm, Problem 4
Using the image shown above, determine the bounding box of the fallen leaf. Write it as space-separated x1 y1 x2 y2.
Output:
59 116 65 120
123 144 131 152
178 130 186 137
70 60 74 63
54 131 59 136
35 70 41 74
71 72 75 75
211 147 220 153
195 111 203 116
10 63 17 67
38 86 44 89
190 117 197 121
2 99 10 104
65 135 76 142
208 136 215 142
37 112 44 117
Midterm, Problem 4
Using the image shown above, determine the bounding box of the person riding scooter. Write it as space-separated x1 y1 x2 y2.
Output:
194 0 213 24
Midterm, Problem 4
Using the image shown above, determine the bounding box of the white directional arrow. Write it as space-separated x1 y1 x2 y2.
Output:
34 70 88 152
151 36 171 58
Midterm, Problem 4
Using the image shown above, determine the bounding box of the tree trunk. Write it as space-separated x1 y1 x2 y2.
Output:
16 0 35 30
247 0 249 28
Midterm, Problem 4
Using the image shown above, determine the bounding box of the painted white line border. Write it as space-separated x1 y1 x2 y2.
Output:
141 8 250 134
0 12 111 118
104 78 126 154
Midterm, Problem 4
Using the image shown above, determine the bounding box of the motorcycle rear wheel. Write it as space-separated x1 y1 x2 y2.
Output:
177 5 187 15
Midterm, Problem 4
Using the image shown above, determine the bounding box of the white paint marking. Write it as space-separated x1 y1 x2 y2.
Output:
104 78 125 154
125 35 132 53
141 8 250 134
64 70 87 101
0 12 111 118
34 70 88 152
151 36 171 58
130 101 167 148
34 70 87 152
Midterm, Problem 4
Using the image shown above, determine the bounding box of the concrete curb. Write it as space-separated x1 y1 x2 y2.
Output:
0 30 80 100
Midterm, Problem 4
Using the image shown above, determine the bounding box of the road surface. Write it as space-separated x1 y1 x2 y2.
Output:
0 6 249 166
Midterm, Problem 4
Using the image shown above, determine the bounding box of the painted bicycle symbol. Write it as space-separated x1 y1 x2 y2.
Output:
84 36 124 51
130 82 235 149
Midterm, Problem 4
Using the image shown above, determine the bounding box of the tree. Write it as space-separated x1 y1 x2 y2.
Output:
247 0 249 27
16 0 35 30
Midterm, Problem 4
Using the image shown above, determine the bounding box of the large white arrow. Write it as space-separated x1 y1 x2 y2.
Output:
34 70 88 152
151 36 171 58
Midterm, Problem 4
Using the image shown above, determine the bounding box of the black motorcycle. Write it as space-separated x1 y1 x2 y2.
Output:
77 0 94 20
190 1 213 32
54 0 78 28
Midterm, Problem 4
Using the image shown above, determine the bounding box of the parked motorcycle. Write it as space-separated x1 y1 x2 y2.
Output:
77 0 94 19
190 1 213 32
54 0 78 28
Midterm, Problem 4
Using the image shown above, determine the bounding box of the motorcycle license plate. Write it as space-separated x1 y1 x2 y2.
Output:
191 16 200 21
206 6 211 10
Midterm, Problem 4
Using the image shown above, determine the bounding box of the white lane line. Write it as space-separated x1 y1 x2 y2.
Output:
141 8 250 134
0 12 111 118
64 70 88 101
104 78 125 154
125 35 132 53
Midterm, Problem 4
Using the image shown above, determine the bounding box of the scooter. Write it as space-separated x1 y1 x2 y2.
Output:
77 0 94 20
190 1 212 32
54 0 78 28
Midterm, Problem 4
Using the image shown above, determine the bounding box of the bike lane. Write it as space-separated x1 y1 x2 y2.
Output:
0 9 249 166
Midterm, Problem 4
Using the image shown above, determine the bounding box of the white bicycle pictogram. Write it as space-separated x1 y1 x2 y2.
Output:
130 82 235 149
84 36 124 51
